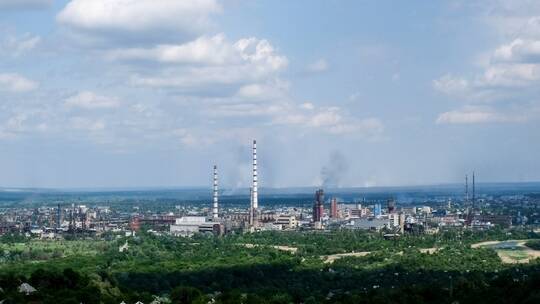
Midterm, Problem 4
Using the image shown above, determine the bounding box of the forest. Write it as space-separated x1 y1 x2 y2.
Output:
0 228 539 303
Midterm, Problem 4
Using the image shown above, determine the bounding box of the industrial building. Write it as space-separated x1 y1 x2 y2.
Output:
312 189 324 223
330 198 338 218
170 216 223 237
275 215 298 229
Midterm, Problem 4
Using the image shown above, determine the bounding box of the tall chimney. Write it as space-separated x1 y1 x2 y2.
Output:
57 204 61 229
251 140 258 210
213 165 219 219
465 174 469 203
472 171 476 209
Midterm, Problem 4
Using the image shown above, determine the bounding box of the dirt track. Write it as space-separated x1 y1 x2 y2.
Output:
322 252 371 264
471 240 540 264
240 243 298 253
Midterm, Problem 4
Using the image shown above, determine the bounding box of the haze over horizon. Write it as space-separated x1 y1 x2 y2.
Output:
1 0 540 189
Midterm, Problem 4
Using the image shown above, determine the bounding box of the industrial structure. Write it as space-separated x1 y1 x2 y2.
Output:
212 165 219 220
2 143 514 241
465 174 469 204
472 171 476 210
330 198 338 218
170 216 223 237
312 189 324 223
465 171 477 227
250 139 259 227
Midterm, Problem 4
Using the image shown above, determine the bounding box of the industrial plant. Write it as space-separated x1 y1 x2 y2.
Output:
0 140 529 241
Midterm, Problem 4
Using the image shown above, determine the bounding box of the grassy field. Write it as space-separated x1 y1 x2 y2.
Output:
471 239 540 264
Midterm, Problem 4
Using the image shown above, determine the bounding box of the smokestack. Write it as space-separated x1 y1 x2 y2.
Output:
249 187 254 226
251 140 258 210
472 171 476 209
465 174 469 203
57 204 61 229
213 165 219 219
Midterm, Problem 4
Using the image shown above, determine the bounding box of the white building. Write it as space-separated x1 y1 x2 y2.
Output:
170 216 207 237
275 215 298 229
170 216 223 237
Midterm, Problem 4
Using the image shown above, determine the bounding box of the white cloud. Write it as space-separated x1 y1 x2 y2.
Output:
306 58 329 72
117 34 287 68
434 3 540 116
0 1 383 149
300 102 315 110
307 109 342 127
235 80 289 101
493 39 540 62
57 0 221 43
0 107 54 139
1 32 41 56
271 104 383 137
436 106 525 124
433 74 469 95
328 118 384 135
65 91 120 109
479 63 540 87
127 35 288 89
0 73 39 92
0 0 52 10
107 34 237 65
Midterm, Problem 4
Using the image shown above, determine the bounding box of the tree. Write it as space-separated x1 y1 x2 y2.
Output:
170 286 204 304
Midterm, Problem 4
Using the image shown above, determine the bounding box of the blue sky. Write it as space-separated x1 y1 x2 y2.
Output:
0 0 539 188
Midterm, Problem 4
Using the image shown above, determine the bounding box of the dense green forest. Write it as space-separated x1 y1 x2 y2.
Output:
0 229 539 303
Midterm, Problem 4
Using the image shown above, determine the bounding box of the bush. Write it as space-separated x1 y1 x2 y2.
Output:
525 240 540 250
170 286 204 304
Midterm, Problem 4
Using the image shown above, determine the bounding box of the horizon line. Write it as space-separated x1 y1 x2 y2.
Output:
1 180 540 193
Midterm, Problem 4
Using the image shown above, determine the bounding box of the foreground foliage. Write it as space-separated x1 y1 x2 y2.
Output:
0 229 539 303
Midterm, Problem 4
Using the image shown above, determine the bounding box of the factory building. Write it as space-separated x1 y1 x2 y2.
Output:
330 198 338 219
387 199 396 213
345 218 389 231
275 215 298 229
170 216 223 237
389 213 400 228
312 189 324 223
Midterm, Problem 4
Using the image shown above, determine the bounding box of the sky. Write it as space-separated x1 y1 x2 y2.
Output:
0 0 539 189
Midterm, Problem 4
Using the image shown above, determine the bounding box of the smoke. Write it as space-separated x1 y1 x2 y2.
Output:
320 151 348 188
222 144 251 195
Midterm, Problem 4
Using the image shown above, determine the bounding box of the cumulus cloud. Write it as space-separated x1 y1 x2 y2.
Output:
472 12 540 89
271 104 384 137
0 0 383 151
127 35 288 89
57 0 221 44
493 39 540 62
433 74 469 95
107 34 237 65
107 34 287 70
65 91 120 109
434 7 540 123
235 80 289 101
0 73 39 92
436 106 525 124
0 32 41 56
479 63 540 88
0 108 53 139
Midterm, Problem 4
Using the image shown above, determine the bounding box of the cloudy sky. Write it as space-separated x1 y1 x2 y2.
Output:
0 0 539 189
